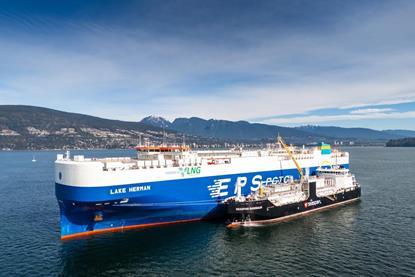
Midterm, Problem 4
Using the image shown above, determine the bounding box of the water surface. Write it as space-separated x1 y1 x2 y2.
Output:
0 147 414 276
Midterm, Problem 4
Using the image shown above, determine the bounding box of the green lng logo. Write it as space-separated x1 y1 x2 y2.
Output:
179 166 201 177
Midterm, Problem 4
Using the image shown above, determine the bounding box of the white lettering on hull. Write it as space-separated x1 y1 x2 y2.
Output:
304 199 322 208
235 206 263 211
109 188 126 195
208 178 231 198
110 185 151 195
209 174 294 199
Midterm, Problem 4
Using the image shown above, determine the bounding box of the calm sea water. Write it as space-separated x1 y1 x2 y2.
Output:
0 147 414 276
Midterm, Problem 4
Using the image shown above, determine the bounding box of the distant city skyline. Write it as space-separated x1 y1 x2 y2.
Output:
1 0 415 130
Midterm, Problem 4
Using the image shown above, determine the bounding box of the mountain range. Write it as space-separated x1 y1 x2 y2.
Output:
1 105 414 150
0 105 179 150
141 115 415 144
141 116 319 143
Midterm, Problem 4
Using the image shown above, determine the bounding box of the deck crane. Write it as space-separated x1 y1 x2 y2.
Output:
252 135 306 198
277 135 305 181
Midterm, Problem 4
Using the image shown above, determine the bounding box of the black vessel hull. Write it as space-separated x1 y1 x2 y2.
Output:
226 184 361 227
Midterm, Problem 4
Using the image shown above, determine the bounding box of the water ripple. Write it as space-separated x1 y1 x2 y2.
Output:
0 148 415 275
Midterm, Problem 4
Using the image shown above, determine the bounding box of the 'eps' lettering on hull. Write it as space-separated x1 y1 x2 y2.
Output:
208 174 294 198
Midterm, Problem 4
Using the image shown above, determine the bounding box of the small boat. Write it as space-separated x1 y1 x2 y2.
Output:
32 155 36 162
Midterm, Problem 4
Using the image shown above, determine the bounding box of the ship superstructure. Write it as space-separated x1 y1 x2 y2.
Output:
55 142 349 239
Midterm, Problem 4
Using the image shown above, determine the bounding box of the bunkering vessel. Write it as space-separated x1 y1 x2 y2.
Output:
225 167 361 228
225 137 360 228
55 138 350 240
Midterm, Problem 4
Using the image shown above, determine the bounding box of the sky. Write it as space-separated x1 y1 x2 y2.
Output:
0 0 415 130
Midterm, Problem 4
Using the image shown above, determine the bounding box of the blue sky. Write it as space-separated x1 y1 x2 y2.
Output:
0 0 415 130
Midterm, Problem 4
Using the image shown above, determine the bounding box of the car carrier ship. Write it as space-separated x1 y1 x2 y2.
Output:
55 137 350 240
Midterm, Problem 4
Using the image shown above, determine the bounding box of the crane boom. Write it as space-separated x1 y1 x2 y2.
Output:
277 135 304 180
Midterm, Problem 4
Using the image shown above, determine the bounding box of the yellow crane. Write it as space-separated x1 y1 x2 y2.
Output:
277 135 304 181
257 135 304 198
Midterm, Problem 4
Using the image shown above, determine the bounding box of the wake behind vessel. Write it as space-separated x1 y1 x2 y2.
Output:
55 139 350 239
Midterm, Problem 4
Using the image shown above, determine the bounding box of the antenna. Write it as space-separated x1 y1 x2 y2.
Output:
276 132 282 148
182 134 185 146
162 127 166 146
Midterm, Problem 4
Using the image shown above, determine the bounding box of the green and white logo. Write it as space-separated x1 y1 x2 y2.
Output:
179 166 201 177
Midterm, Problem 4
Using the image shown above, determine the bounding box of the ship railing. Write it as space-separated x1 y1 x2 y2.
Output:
206 157 231 165
130 158 204 170
331 153 347 158
271 185 302 196
316 188 337 197
97 157 133 162
90 156 204 171
269 192 307 206
275 153 315 160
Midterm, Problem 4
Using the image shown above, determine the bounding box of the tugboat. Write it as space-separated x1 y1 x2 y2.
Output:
225 137 361 228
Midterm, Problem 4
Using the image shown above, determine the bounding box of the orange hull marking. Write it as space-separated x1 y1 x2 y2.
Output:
61 218 202 241
226 222 241 229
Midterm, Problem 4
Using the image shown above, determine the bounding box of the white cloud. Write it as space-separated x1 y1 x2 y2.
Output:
1 1 415 125
350 108 393 114
338 98 415 110
261 110 415 125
